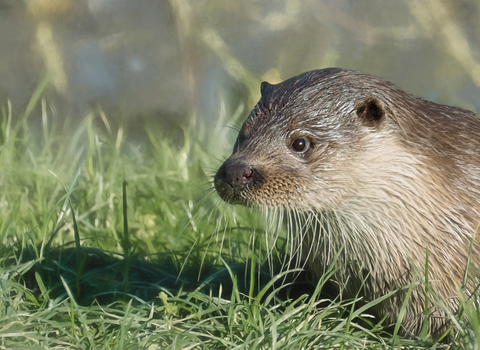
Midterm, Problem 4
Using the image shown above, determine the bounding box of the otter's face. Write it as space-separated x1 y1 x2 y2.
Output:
214 69 393 210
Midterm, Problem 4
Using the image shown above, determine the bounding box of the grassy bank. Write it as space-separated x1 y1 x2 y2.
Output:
0 87 478 349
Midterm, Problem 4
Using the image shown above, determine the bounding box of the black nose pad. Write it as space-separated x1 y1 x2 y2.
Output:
225 163 254 188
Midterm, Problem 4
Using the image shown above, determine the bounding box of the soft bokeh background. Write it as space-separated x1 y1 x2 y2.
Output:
1 0 480 131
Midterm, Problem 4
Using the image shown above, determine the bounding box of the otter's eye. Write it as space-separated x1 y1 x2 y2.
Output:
291 138 310 153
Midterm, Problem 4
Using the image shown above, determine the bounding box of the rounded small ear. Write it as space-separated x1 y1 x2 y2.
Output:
260 81 274 96
356 97 385 126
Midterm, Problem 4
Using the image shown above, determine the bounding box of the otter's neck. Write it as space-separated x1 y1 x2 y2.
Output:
305 137 474 284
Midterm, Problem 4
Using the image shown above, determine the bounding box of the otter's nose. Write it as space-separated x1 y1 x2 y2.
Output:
224 163 255 188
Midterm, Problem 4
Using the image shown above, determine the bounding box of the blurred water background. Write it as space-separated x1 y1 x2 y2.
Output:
1 0 480 131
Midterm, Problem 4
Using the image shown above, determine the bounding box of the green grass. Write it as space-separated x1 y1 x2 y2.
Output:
0 84 478 349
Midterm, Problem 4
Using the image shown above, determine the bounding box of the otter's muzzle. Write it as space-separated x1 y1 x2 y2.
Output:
214 160 260 204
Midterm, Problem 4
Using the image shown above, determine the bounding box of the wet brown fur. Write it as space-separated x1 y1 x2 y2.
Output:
214 68 480 337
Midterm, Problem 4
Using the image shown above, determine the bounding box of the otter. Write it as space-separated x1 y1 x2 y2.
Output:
214 68 480 337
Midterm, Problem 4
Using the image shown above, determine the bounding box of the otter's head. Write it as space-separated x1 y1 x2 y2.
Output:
214 68 401 210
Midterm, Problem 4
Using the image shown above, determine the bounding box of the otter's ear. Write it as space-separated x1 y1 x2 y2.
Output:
356 97 385 126
260 81 274 96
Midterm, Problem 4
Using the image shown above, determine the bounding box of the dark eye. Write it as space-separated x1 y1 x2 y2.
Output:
291 138 310 153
